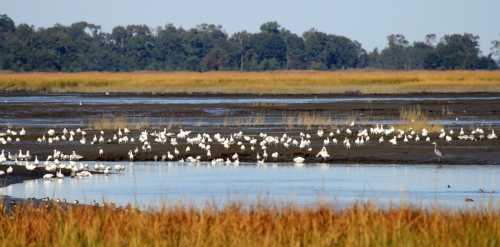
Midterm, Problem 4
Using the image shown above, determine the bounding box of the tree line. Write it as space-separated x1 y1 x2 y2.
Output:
0 14 498 72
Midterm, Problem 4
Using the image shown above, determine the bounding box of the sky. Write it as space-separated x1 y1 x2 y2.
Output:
3 0 499 54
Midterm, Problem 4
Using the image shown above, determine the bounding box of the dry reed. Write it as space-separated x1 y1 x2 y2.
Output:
88 116 149 130
398 105 442 132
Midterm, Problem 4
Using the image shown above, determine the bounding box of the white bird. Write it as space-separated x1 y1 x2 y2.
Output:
43 173 54 180
432 142 443 162
56 169 64 179
389 136 397 145
231 153 239 160
445 135 452 142
47 129 55 136
316 147 330 160
167 151 174 160
487 130 497 140
317 129 324 137
293 156 305 164
6 166 13 174
25 162 36 171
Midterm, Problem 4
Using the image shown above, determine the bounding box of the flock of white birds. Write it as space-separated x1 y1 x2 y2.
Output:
0 123 498 180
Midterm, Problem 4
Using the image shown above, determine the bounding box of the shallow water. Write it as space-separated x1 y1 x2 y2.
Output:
2 95 500 128
2 163 499 209
2 95 500 105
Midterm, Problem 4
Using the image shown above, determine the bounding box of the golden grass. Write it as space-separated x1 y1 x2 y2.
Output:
1 202 499 246
398 105 442 132
1 70 500 94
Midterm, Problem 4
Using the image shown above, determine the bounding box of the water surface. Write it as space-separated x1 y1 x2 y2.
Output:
2 163 499 209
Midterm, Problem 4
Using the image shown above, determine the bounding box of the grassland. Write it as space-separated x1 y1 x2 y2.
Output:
1 70 500 94
1 202 499 246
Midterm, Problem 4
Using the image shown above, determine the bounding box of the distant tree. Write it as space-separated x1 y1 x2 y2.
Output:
425 34 437 47
303 29 329 69
231 31 251 71
0 14 15 34
260 21 280 34
379 34 410 69
247 22 287 70
408 41 434 69
201 47 229 71
0 14 495 72
0 15 16 69
281 29 306 69
367 48 382 68
435 33 481 69
303 29 365 70
493 39 500 66
475 55 498 70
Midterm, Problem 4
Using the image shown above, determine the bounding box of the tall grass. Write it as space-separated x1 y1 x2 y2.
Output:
281 112 332 129
0 202 499 246
1 70 500 94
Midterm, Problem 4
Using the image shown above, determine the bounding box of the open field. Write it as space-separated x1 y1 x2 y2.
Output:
1 70 500 94
0 202 499 246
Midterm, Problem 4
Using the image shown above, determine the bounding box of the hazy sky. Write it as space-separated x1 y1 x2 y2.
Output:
3 0 499 53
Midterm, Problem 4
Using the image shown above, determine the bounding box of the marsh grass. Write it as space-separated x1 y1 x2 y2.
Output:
281 112 332 129
88 116 149 130
223 113 266 127
398 105 442 132
2 70 500 94
1 202 499 246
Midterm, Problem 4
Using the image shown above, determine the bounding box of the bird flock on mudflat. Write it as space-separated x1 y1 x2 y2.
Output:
0 123 498 180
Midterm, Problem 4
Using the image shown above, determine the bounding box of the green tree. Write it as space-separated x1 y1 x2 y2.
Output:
435 33 481 69
245 22 287 70
201 47 229 71
379 34 410 69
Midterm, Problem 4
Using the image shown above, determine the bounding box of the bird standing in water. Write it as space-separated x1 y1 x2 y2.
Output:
432 142 442 162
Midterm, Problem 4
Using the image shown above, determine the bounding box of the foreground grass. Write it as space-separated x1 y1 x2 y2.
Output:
0 203 499 246
1 70 500 94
